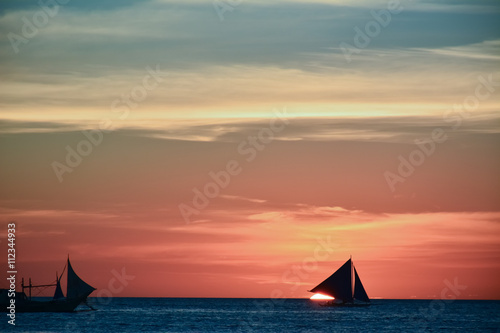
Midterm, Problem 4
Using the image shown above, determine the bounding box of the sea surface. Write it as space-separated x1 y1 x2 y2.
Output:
2 298 499 332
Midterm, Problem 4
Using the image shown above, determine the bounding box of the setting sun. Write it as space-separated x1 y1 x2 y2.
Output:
310 294 334 300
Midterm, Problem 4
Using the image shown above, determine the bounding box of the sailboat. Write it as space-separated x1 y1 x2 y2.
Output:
1 257 96 312
309 256 370 306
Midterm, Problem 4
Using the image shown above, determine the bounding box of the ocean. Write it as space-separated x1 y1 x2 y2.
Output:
2 298 499 332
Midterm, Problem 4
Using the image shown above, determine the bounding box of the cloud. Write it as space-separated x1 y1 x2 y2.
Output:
416 39 500 61
220 195 267 204
0 206 118 219
1 49 498 121
1 0 499 122
248 204 362 222
3 112 499 143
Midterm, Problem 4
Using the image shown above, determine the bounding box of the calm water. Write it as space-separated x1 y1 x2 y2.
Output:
2 298 499 332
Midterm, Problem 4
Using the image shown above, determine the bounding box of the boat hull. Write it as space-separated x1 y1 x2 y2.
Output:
1 258 96 313
319 301 371 307
1 294 88 313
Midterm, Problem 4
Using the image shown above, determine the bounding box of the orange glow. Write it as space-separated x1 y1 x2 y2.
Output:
310 294 334 300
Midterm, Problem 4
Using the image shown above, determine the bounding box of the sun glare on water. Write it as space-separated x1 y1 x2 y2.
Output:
310 294 334 300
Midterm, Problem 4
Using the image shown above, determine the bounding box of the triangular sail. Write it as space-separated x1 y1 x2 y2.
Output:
67 259 96 300
310 259 353 302
53 276 64 300
353 267 370 302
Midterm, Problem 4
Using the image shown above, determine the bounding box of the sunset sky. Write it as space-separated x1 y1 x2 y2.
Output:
1 0 499 300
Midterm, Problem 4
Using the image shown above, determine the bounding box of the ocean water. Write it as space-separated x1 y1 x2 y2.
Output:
2 298 499 332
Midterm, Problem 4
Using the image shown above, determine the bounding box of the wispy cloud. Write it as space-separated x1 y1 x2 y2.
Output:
3 113 498 142
1 0 499 121
220 195 267 204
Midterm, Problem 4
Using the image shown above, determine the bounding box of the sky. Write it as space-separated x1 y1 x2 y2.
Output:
0 0 499 299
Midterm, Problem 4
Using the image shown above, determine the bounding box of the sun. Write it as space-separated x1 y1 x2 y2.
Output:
310 293 334 300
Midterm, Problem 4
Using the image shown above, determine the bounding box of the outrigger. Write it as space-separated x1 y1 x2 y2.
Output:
1 257 96 312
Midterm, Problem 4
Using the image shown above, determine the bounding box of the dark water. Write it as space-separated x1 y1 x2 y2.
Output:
2 298 499 332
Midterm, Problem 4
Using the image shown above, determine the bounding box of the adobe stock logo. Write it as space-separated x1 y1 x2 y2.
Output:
212 0 243 21
51 65 167 183
7 0 70 54
339 0 409 63
178 108 292 224
238 235 339 331
384 73 499 192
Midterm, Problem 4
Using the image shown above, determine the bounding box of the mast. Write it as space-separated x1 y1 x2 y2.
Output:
350 255 354 300
53 271 65 300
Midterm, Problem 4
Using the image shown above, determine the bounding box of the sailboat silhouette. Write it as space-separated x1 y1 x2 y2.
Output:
309 256 370 306
1 257 96 312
